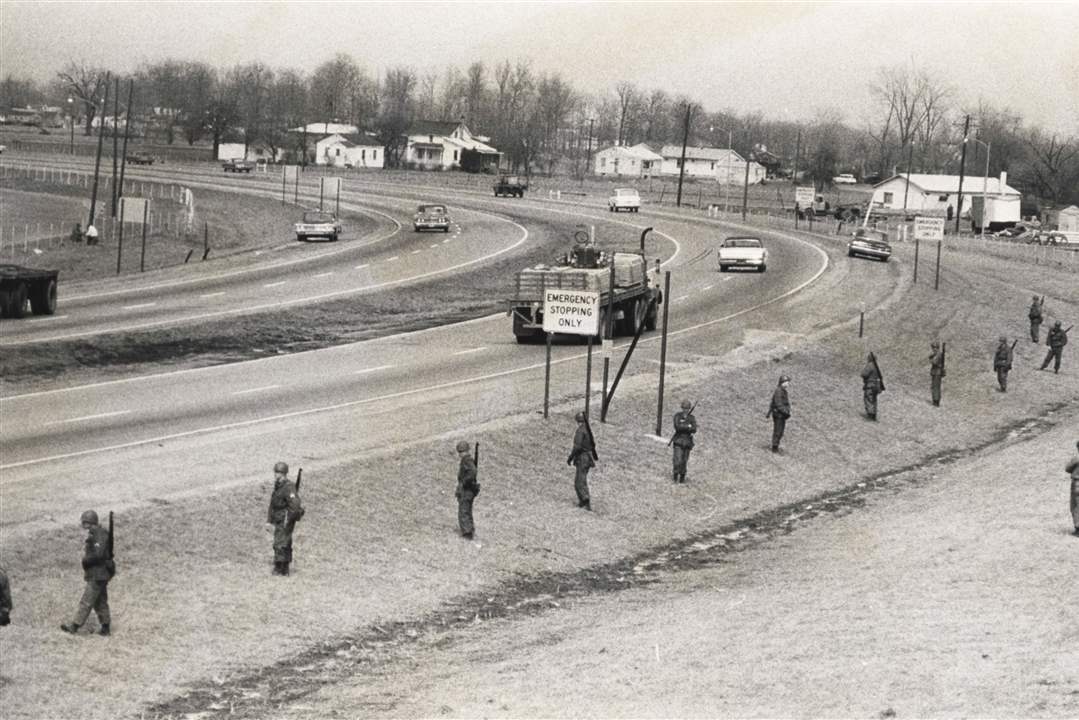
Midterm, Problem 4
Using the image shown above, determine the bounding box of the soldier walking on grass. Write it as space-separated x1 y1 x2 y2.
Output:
1066 441 1079 537
0 566 11 627
454 440 480 539
671 400 698 483
766 375 791 453
1039 321 1068 373
61 510 114 636
1029 295 1044 343
567 412 595 510
929 340 945 406
861 352 884 421
994 336 1014 392
267 461 304 576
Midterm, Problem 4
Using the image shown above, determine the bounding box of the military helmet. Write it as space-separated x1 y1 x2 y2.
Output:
1033 294 1039 301
80 510 99 526
273 461 289 475
1054 320 1062 328
455 440 470 453
575 411 586 422
681 399 692 410
999 336 1008 344
779 374 791 384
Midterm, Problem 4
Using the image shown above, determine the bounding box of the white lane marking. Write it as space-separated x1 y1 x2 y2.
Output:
410 249 422 255
452 346 488 356
231 384 281 396
385 256 399 262
121 302 156 311
674 295 689 303
354 365 392 375
1 238 827 470
199 292 226 299
313 272 334 278
44 410 130 426
263 281 287 288
429 243 439 248
28 315 69 322
702 284 714 291
354 263 370 270
442 237 452 243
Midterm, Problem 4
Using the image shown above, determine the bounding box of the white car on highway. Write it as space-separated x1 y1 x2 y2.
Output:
832 173 857 185
717 236 768 272
608 188 641 213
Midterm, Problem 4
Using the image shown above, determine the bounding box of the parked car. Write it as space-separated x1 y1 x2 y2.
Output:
608 188 641 213
126 151 154 165
222 158 255 173
293 210 342 242
847 228 892 262
717 236 768 273
413 204 451 232
993 224 1035 243
832 173 857 185
493 175 528 198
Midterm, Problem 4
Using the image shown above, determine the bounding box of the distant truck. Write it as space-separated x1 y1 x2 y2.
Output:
508 240 661 343
294 210 342 242
223 158 256 173
970 194 1021 233
0 264 58 319
126 151 154 165
493 175 528 198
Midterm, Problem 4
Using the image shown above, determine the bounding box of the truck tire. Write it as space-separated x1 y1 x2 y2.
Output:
9 282 28 319
645 301 658 331
30 278 57 315
518 190 525 198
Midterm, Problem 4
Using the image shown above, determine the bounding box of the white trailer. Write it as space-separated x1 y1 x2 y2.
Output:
970 194 1020 233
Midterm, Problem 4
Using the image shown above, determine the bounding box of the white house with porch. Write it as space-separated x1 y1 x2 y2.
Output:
593 143 664 177
314 133 384 168
870 172 1020 214
658 146 766 184
403 120 499 170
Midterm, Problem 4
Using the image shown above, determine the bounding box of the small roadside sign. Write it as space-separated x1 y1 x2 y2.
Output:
795 186 815 206
543 289 600 336
914 216 945 241
283 165 299 182
120 197 148 224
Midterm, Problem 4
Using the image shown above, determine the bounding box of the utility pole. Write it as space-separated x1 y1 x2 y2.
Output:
88 72 110 230
111 76 119 218
118 79 134 205
584 117 595 186
675 103 691 207
955 114 970 235
902 139 914 212
742 151 752 221
792 127 801 183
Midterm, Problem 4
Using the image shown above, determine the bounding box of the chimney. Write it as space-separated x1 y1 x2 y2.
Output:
999 170 1007 194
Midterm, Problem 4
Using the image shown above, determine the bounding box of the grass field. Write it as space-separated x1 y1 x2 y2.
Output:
0 227 1075 718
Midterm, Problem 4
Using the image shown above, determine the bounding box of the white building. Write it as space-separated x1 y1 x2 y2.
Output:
871 172 1020 214
657 146 766 184
216 142 285 163
403 120 499 171
314 133 384 168
291 122 360 136
593 143 664 177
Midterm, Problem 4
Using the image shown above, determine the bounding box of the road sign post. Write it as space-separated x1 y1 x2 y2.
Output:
543 289 601 417
914 216 945 290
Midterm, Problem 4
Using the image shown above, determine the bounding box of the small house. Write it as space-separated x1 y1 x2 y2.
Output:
403 120 499 171
314 133 384 168
870 172 1021 216
593 143 663 177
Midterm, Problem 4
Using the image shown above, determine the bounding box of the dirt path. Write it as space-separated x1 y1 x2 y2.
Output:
286 418 1079 719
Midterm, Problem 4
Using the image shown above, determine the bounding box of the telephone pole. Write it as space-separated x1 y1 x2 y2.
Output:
955 114 970 235
675 103 692 207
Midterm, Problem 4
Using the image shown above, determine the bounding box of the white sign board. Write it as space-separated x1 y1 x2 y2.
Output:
543 289 600 336
120 197 148 224
283 165 299 183
321 177 341 195
914 216 945 241
795 186 815 206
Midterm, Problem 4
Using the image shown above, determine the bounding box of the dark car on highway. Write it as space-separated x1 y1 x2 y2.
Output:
847 228 892 262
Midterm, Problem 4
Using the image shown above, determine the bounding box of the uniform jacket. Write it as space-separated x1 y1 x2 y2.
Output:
0 567 11 619
861 363 883 391
570 424 595 469
994 343 1013 370
81 525 112 582
1047 328 1068 349
768 386 791 419
1029 301 1043 321
672 411 698 448
268 480 304 528
456 454 479 498
930 348 946 377
1066 455 1079 481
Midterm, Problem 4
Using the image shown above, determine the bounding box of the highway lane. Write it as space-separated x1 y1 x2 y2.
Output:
0 215 830 537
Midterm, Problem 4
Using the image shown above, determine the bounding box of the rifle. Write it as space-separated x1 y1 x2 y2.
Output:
940 342 946 376
295 468 302 492
474 442 480 469
582 414 599 462
1064 325 1074 335
871 353 886 392
1009 338 1019 352
667 400 699 447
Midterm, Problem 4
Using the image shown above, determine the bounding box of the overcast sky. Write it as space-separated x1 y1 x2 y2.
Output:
3 1 1077 132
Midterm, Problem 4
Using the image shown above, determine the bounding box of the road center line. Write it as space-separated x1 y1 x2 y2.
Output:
313 272 334 278
45 410 130 426
354 263 370 270
121 302 157 311
199 292 226 299
701 284 714 291
385 256 399 262
232 384 281 396
353 365 392 375
452 346 488 356
410 249 422 255
429 243 439 248
263 281 287 288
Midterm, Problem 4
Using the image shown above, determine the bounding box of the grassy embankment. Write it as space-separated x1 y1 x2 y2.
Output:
0 231 1075 719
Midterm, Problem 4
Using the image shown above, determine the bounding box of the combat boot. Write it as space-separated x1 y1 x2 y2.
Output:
280 562 290 576
98 624 110 636
61 622 80 634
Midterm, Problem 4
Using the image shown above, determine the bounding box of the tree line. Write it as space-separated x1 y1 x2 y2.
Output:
1 55 1076 204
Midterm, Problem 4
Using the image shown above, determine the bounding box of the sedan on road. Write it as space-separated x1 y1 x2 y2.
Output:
832 173 857 185
718 236 768 272
414 204 451 232
847 228 892 262
609 188 641 213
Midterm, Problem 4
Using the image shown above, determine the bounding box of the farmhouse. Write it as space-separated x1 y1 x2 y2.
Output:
403 120 499 171
593 143 663 177
314 133 384 168
657 145 766 184
871 172 1020 215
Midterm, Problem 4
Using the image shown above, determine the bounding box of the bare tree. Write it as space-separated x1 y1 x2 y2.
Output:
178 62 215 145
378 66 416 167
437 66 467 122
309 54 361 124
614 81 637 146
1022 130 1079 204
416 71 438 121
641 89 670 144
229 62 274 154
265 68 306 161
57 61 109 135
464 62 487 130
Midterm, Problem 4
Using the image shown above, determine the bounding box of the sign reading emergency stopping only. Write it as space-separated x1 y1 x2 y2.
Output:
914 216 945 241
543 289 600 336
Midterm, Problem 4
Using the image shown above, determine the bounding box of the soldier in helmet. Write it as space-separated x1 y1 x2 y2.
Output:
61 510 114 636
0 566 11 627
267 461 304 576
929 340 945 407
766 375 791 453
671 400 698 483
1039 320 1068 373
1028 295 1043 343
993 336 1014 392
861 353 883 420
454 440 480 539
1066 441 1079 536
567 412 595 510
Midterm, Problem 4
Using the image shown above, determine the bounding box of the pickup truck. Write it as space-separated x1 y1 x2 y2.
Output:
294 210 342 242
0 264 58 318
223 158 255 173
717 236 768 272
126 151 154 165
493 175 528 198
